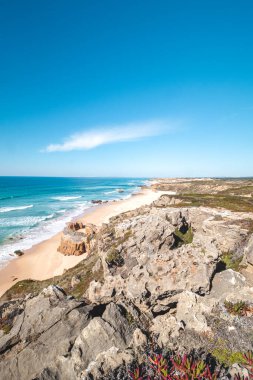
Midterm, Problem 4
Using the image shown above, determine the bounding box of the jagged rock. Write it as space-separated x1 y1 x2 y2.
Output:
83 347 134 379
132 328 147 351
0 289 134 380
67 221 85 231
175 291 213 333
87 208 219 308
199 210 249 253
58 223 97 256
0 286 91 379
245 234 253 266
53 302 133 379
150 291 214 347
150 314 183 346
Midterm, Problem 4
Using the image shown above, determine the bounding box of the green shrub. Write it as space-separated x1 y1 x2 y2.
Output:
174 226 194 245
221 252 242 272
212 347 246 367
224 300 250 316
106 248 124 267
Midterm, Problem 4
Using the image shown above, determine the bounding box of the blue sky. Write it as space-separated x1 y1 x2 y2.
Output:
0 0 253 177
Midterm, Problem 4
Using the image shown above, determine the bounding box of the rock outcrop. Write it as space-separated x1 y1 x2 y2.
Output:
0 286 136 380
87 208 222 308
57 223 97 256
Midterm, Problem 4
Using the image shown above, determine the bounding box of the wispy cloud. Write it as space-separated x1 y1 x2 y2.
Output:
43 120 173 152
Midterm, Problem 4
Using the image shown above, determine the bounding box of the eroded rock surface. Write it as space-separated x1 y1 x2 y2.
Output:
0 286 136 380
87 207 249 308
1 189 253 379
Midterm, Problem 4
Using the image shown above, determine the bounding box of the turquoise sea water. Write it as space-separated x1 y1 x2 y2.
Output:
0 177 149 267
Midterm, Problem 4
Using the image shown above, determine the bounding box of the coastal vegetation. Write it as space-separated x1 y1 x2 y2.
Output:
224 300 251 317
174 226 194 245
173 193 253 213
128 349 253 379
220 251 244 272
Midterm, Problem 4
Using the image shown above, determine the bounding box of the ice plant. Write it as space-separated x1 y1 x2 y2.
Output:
149 354 169 379
171 354 218 380
129 352 219 379
128 367 143 380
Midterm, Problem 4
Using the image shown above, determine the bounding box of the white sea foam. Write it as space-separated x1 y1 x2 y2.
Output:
104 190 118 195
0 214 54 227
51 196 82 201
81 186 115 190
0 205 33 213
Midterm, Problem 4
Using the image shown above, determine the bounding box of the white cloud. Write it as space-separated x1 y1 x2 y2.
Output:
43 120 172 152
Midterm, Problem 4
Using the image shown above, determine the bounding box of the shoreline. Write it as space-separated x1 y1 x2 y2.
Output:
0 187 163 297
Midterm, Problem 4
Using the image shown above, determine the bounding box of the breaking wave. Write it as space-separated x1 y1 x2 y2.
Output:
0 205 34 213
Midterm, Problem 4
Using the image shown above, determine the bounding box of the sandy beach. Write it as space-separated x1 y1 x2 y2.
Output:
0 187 163 297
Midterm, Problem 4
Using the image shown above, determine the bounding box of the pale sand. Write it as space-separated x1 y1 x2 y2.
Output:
0 188 164 297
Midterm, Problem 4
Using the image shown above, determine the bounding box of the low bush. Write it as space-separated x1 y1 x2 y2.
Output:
106 248 124 267
224 301 250 316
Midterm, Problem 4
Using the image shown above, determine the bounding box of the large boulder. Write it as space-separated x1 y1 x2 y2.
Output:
152 194 180 207
0 286 90 379
58 231 87 255
209 269 253 303
58 223 97 256
59 303 133 378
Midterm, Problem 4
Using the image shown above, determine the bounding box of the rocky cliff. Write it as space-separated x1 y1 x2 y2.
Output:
1 179 253 379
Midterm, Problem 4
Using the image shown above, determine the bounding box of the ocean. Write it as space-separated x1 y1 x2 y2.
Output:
0 177 149 268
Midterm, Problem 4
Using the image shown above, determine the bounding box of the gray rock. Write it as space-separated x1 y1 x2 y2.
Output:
0 286 90 380
87 208 219 307
245 234 253 265
71 275 81 287
209 269 253 303
83 347 134 379
131 328 147 351
0 290 134 380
